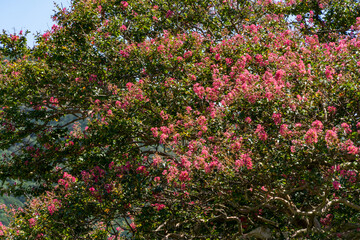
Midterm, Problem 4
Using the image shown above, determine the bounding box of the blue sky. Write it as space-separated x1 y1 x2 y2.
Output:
0 0 71 46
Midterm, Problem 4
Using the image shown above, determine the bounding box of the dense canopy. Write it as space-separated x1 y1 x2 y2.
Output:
0 0 360 239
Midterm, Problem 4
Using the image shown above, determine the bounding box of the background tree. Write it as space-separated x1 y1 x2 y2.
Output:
285 0 360 42
0 0 360 239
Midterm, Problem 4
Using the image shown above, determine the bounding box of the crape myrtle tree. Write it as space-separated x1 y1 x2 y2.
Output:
0 0 360 239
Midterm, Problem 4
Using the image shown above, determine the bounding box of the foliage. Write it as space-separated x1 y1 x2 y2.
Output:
0 0 360 239
286 0 360 42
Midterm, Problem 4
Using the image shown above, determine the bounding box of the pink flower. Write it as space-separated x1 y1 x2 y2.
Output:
154 176 160 182
332 181 341 190
130 222 136 231
179 171 189 182
136 166 147 174
152 203 165 211
304 128 318 145
272 113 282 125
244 156 253 169
157 44 165 53
181 156 191 169
235 159 244 170
235 154 252 170
184 51 192 59
280 124 291 137
193 83 205 99
109 161 114 169
196 116 207 126
152 155 162 166
121 1 128 8
160 133 168 143
160 111 169 120
10 34 19 41
48 204 56 215
312 120 323 131
275 69 285 80
225 58 233 66
328 106 336 114
255 124 268 141
166 10 174 18
320 214 333 226
215 54 221 61
29 218 37 227
97 5 102 13
89 74 97 82
341 122 352 134
49 97 59 104
347 145 358 155
290 146 296 153
151 127 158 137
296 15 302 21
120 25 127 31
325 66 334 80
245 117 252 123
325 130 337 146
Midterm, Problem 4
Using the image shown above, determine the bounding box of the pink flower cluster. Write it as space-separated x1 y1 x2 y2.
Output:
58 172 76 190
255 124 268 141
